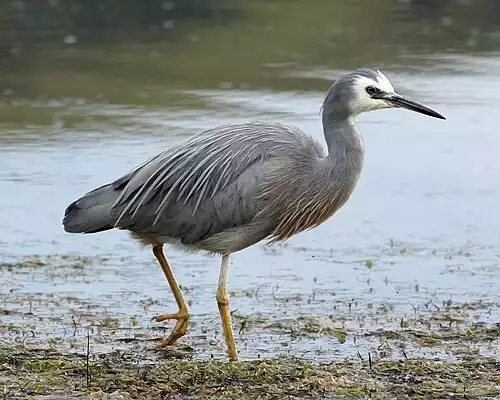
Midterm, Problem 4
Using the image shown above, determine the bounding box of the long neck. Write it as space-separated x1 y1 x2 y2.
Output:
265 109 365 243
322 110 364 160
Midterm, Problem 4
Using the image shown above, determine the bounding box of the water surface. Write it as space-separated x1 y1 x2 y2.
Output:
1 0 499 362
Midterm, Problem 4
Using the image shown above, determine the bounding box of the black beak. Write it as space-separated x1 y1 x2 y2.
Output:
376 92 446 120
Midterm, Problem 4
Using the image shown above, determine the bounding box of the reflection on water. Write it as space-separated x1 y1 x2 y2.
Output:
1 0 500 106
1 0 500 360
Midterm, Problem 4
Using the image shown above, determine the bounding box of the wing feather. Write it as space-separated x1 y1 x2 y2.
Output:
109 121 325 245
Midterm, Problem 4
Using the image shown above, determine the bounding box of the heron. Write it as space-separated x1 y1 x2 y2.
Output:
62 67 445 361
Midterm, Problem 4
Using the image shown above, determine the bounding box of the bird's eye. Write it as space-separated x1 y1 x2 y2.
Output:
365 86 378 95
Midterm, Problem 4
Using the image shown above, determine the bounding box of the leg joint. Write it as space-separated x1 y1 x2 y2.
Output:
216 289 229 305
180 307 191 318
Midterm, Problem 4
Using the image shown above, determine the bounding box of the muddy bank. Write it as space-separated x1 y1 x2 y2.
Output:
1 344 499 399
0 255 499 399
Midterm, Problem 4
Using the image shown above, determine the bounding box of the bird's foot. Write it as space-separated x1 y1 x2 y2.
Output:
153 310 190 323
152 309 190 347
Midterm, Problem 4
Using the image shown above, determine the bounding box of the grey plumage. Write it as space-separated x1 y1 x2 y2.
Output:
63 67 444 361
64 121 347 253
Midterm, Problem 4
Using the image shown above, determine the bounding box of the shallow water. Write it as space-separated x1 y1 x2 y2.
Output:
1 0 500 363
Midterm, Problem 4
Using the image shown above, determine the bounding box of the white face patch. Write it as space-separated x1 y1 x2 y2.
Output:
349 70 396 115
375 70 395 93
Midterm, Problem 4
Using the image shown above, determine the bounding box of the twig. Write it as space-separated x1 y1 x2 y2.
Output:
86 329 91 388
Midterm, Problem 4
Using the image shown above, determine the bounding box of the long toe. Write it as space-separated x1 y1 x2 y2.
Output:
153 311 189 323
156 317 190 348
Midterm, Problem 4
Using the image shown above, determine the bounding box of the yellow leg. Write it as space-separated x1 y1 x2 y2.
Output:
152 244 190 347
216 254 238 361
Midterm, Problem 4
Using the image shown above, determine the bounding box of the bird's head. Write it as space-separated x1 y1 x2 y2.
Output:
323 67 445 121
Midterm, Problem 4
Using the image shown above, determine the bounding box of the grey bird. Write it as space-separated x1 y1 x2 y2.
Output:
63 67 445 361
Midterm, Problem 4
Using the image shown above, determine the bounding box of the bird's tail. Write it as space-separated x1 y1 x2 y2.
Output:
63 184 119 234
